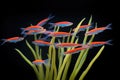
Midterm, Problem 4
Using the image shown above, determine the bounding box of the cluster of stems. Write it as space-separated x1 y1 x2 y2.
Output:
15 16 105 80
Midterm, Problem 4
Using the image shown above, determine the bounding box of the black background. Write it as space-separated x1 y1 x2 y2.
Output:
0 0 119 80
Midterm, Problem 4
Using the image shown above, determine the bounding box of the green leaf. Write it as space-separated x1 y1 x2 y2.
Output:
25 40 37 59
79 46 105 80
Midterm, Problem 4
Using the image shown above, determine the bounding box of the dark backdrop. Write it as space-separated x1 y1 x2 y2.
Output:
0 0 119 80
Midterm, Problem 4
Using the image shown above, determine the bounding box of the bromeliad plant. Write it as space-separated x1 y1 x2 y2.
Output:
1 15 112 80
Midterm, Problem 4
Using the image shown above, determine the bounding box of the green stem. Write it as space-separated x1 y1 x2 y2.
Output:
15 48 34 68
37 65 44 80
67 29 72 43
34 35 40 59
69 49 89 80
83 15 92 45
71 23 96 79
15 48 41 80
69 50 85 80
34 34 45 80
56 18 86 80
58 47 64 70
56 54 71 80
45 64 50 80
61 56 72 80
79 46 105 80
69 16 93 80
48 45 52 80
52 45 57 80
48 36 57 80
25 40 37 59
39 49 42 59
69 33 95 80
60 29 74 80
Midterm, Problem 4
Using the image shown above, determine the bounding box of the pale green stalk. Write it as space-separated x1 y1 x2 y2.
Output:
51 37 57 80
45 64 50 80
66 29 72 43
49 37 57 80
52 45 57 80
56 18 86 80
34 34 45 80
59 29 74 78
69 16 92 80
47 39 54 80
44 51 50 80
69 33 95 80
25 40 37 59
48 26 60 80
39 49 42 59
73 23 97 79
34 35 40 59
48 45 53 80
61 38 79 80
79 46 105 80
58 28 72 70
58 46 61 69
76 23 97 73
61 56 72 80
37 65 44 80
56 54 71 80
15 48 41 80
37 49 45 80
58 36 66 68
71 49 89 80
58 47 64 70
69 50 85 80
